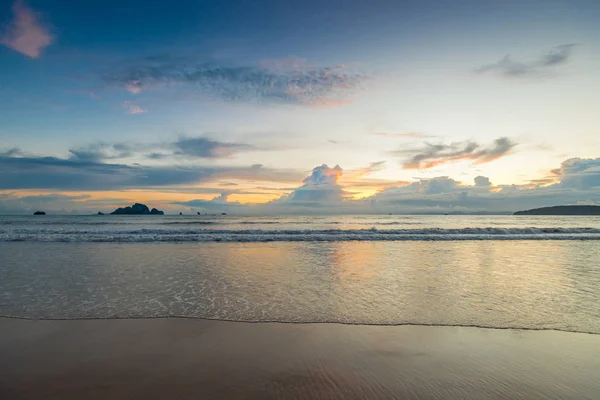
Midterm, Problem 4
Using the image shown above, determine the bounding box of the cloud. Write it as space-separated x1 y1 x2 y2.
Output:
343 161 386 180
69 143 136 162
174 137 253 159
122 101 147 115
552 157 600 189
367 169 599 214
370 132 437 139
0 147 23 157
0 192 135 215
278 164 347 204
101 55 367 106
173 192 247 212
476 44 578 78
67 136 259 162
2 157 600 214
0 153 304 191
124 80 143 94
539 44 577 66
397 137 516 169
419 177 461 194
0 0 52 58
474 176 492 187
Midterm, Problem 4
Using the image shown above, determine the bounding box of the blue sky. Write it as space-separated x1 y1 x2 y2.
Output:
1 0 600 214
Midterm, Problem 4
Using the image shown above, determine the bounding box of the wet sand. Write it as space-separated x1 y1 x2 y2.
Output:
1 318 599 399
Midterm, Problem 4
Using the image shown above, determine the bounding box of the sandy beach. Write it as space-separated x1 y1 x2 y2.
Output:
1 318 599 399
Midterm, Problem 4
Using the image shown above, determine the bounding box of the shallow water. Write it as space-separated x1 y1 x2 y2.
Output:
2 238 599 333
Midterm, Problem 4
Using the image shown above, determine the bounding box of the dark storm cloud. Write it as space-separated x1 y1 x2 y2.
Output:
396 137 516 169
101 55 367 105
0 154 304 190
476 44 578 78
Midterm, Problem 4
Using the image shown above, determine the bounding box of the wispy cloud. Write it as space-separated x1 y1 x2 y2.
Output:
124 80 143 94
174 137 253 159
102 55 367 106
343 161 386 180
396 137 517 169
122 101 147 115
0 0 53 58
370 132 437 139
68 143 137 162
68 136 259 162
475 44 578 78
0 147 23 157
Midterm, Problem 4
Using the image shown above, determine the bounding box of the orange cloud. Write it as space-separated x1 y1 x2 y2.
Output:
341 161 386 180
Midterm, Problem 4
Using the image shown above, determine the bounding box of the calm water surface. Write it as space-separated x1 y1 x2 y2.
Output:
1 215 599 333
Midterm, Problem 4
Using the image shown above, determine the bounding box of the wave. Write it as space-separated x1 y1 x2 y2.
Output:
2 227 600 242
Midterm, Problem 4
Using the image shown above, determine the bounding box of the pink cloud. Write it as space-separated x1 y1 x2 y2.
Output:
0 0 53 58
122 101 147 115
125 80 143 94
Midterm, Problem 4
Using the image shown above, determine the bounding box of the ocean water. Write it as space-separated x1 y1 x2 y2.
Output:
2 214 600 242
1 215 600 333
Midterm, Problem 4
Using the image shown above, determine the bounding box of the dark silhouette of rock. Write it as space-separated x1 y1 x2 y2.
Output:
97 212 105 215
197 212 201 215
514 205 600 215
110 203 164 215
33 211 46 215
221 212 227 215
179 212 183 215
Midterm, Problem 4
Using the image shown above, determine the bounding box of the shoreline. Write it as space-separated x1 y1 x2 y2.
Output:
2 318 599 399
2 316 599 336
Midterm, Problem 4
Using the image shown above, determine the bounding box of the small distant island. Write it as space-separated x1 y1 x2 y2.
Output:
514 205 600 216
110 203 164 215
33 211 46 215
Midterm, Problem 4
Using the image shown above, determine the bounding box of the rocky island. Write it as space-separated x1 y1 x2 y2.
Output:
110 203 164 215
514 205 600 215
33 211 46 215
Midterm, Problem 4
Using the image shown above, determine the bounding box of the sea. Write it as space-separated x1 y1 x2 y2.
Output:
1 214 599 334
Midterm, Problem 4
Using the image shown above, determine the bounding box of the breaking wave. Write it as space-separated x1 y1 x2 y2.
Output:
2 227 600 242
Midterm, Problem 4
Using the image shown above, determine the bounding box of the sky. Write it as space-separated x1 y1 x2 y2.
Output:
1 0 600 214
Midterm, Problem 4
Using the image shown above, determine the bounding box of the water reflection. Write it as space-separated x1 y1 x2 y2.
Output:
1 241 599 333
